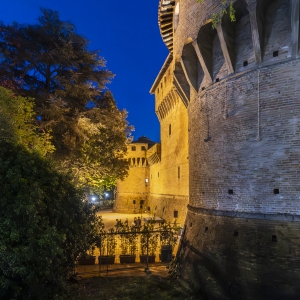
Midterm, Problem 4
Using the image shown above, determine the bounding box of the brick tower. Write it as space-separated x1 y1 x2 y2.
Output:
113 136 154 213
154 0 300 299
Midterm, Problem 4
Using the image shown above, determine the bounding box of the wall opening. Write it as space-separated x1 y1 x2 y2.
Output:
174 61 190 104
197 22 217 79
182 42 204 91
258 0 292 60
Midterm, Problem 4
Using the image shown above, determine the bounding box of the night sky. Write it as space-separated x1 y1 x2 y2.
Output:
1 0 169 142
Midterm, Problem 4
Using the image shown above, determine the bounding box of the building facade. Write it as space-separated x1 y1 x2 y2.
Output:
113 136 152 213
114 57 189 227
154 0 300 299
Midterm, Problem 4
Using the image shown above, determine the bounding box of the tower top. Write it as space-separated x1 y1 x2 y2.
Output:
132 136 156 148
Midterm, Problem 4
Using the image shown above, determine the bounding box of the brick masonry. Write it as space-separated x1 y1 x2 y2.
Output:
153 0 300 298
113 142 149 213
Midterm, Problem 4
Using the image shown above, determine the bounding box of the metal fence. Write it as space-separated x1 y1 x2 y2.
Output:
75 229 178 276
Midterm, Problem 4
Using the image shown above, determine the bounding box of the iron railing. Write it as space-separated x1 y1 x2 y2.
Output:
75 229 178 276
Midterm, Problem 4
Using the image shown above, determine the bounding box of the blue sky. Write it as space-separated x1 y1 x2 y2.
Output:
1 0 168 142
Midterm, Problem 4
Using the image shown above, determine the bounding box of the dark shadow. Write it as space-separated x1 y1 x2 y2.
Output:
173 61 190 106
182 43 204 91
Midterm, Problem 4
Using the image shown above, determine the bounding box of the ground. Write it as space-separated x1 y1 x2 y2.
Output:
70 210 198 300
70 275 198 300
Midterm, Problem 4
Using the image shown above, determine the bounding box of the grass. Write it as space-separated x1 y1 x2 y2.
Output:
70 275 198 300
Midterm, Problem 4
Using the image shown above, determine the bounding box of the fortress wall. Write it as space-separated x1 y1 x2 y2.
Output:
159 94 189 197
147 194 188 227
113 167 149 213
172 0 300 215
189 60 300 214
165 0 300 297
178 208 300 299
149 60 189 223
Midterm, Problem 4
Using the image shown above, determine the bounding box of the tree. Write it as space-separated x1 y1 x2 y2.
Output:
0 86 54 156
197 0 235 28
0 9 132 190
60 90 132 193
0 140 103 299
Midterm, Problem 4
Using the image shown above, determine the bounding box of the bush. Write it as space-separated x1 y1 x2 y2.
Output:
0 140 100 299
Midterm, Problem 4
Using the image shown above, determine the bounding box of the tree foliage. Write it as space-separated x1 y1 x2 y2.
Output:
0 140 103 299
0 9 132 190
0 86 55 156
197 0 235 29
57 90 131 192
